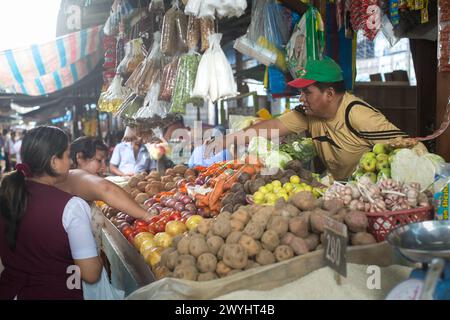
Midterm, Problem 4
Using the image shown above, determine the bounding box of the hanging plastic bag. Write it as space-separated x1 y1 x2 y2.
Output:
171 52 202 114
192 33 237 102
135 82 171 120
161 6 178 55
125 32 162 96
161 5 189 56
187 16 201 51
200 17 215 52
98 75 131 113
117 38 146 75
159 57 181 101
438 0 450 72
185 0 202 16
286 6 325 78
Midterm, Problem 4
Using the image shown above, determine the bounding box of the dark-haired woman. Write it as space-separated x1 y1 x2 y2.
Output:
0 126 102 299
70 136 108 177
68 136 110 251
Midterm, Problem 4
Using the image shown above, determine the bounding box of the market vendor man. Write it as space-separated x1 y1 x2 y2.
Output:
206 57 415 180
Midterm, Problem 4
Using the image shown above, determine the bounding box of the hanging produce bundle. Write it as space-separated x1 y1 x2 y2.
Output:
285 5 325 79
103 35 117 87
184 0 247 19
200 17 215 52
186 16 201 51
103 0 135 36
133 82 171 123
116 93 145 125
192 33 238 103
159 57 181 101
438 0 450 72
161 5 189 56
125 32 162 97
171 52 202 114
98 75 131 113
117 38 146 76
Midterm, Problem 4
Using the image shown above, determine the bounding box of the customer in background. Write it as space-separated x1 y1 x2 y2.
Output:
109 127 142 176
13 130 25 164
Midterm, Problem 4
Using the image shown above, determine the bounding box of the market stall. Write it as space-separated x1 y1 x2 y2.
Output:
92 0 450 300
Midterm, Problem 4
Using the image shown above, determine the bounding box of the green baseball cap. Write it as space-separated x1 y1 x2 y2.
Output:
287 57 344 88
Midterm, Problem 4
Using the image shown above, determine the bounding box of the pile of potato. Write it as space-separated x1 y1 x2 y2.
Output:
152 191 377 281
122 165 196 205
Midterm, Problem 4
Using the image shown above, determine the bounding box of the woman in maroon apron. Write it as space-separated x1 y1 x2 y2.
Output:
0 126 102 299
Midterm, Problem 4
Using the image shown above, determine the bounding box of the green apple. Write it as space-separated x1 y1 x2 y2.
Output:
361 151 376 160
364 172 377 184
372 143 387 155
377 168 391 180
360 157 377 172
389 148 401 156
352 168 364 180
376 153 389 162
376 159 390 171
388 154 395 164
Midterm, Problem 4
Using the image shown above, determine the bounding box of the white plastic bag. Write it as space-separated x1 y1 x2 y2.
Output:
185 0 202 16
192 33 237 102
83 268 125 300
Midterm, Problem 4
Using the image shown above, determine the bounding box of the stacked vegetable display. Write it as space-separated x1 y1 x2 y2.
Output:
151 191 377 281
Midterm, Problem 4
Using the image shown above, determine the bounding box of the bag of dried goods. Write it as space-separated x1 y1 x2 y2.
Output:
170 52 202 114
159 57 181 101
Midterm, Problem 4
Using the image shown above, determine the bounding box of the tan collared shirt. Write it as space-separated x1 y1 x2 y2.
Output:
278 92 408 180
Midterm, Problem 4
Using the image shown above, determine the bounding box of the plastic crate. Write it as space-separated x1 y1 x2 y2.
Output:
366 206 434 242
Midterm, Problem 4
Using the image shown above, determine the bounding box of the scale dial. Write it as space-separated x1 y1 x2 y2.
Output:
386 279 425 300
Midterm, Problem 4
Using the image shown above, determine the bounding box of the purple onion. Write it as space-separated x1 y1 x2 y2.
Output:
114 219 126 227
144 198 157 207
166 199 177 208
148 208 159 216
185 203 197 214
181 211 192 218
125 215 135 224
173 192 182 201
196 208 205 217
174 202 185 212
118 222 131 232
160 196 169 207
195 177 205 185
180 195 193 205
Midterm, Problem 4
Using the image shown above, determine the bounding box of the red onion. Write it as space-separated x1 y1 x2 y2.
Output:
114 219 126 227
148 208 159 216
124 215 135 224
118 222 131 232
185 203 197 213
173 192 182 201
195 177 205 185
196 208 205 217
160 196 169 206
144 198 157 207
181 211 192 218
166 199 177 208
180 195 193 205
174 202 185 212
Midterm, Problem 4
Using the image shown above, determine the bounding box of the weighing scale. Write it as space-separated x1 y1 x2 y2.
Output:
386 220 450 300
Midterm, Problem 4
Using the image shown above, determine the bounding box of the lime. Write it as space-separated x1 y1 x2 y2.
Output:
259 186 268 194
290 175 301 184
265 193 277 203
265 184 274 192
253 191 265 202
271 180 282 188
283 182 294 192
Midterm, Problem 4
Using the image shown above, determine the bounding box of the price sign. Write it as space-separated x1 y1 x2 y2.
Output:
323 216 348 277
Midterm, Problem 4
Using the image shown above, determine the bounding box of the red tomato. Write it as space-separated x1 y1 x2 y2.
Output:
155 222 166 233
126 234 135 243
168 212 182 221
122 226 133 238
149 216 161 225
134 219 148 228
147 224 157 235
161 208 173 217
180 217 188 224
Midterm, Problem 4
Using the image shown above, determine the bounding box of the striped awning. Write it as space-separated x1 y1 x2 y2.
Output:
0 25 103 96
